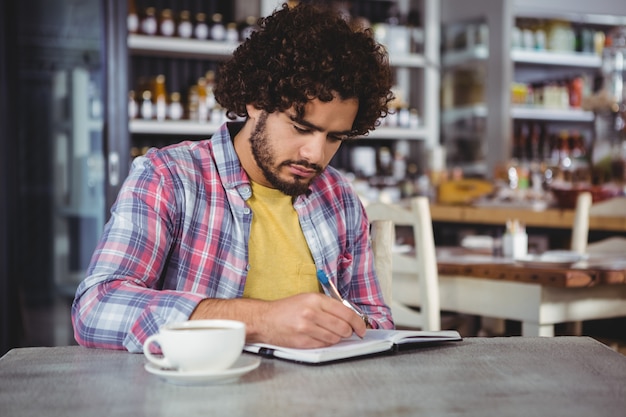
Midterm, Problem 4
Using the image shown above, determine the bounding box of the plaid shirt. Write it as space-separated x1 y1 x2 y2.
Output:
72 122 393 352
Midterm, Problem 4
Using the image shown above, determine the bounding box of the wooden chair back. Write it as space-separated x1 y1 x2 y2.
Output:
571 193 626 254
365 196 441 331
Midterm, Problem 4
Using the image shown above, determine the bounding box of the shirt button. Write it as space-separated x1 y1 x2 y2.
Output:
240 185 252 198
243 207 251 215
246 264 251 271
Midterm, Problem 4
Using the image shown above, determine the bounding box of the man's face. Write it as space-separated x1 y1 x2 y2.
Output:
247 97 359 197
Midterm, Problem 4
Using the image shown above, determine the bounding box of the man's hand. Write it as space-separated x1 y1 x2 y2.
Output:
189 293 366 349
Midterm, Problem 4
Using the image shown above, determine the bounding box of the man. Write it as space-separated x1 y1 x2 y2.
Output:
72 2 395 353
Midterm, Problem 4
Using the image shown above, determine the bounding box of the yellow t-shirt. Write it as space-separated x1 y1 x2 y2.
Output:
243 181 321 300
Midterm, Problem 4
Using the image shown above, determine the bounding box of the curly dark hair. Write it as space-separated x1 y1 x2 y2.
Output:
214 2 394 137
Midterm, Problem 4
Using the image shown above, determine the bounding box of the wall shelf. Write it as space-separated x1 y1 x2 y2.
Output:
443 45 602 68
510 106 595 121
130 119 429 140
128 34 238 60
511 49 602 67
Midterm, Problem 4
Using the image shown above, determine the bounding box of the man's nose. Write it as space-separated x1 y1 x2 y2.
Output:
299 133 326 163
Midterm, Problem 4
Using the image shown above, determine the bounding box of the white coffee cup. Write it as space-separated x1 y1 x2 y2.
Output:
143 319 245 372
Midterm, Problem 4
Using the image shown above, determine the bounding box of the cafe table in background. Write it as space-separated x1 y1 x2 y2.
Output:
1 337 625 417
434 248 626 336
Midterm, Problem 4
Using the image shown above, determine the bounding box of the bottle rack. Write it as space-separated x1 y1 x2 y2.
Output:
440 0 626 178
128 34 430 141
125 0 442 198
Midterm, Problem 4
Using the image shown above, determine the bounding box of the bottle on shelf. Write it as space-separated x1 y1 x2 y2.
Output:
204 70 216 110
187 85 199 121
168 92 184 121
140 7 158 36
128 90 138 119
194 13 209 40
226 23 239 43
196 77 209 123
211 105 226 125
210 13 226 41
159 9 175 37
153 75 168 121
127 0 139 34
177 10 193 39
140 90 153 120
239 16 258 41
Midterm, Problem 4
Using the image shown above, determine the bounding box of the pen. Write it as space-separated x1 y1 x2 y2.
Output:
316 269 369 328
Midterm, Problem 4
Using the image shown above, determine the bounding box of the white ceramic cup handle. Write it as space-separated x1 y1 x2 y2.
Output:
143 334 173 369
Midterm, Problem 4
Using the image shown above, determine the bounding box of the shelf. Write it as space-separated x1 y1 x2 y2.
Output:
130 119 221 135
443 105 594 123
129 34 427 68
443 45 602 69
128 34 239 59
511 49 602 68
441 45 488 68
510 106 595 121
441 105 488 124
130 119 427 140
389 53 427 68
366 126 428 140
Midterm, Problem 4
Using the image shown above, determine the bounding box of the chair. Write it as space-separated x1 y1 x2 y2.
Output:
567 192 626 335
571 192 626 254
369 220 394 306
365 196 441 331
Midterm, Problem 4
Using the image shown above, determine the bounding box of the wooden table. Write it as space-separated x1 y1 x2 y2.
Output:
2 338 625 417
432 249 626 336
430 203 626 232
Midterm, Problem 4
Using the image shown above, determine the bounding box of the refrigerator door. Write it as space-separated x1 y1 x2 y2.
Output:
5 0 128 347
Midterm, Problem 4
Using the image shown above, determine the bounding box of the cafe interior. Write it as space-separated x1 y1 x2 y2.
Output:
1 0 626 358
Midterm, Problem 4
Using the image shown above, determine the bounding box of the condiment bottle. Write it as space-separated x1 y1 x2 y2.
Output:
204 70 216 110
225 23 239 43
127 0 139 34
159 9 175 37
194 13 209 40
187 85 199 120
239 16 258 41
210 13 226 41
153 75 168 121
128 90 138 119
177 10 193 39
140 90 153 120
140 7 157 36
196 77 209 122
168 92 183 120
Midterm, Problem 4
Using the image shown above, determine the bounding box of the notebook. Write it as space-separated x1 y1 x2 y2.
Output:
243 329 462 364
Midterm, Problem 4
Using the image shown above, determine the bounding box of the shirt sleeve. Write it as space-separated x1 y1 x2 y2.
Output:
71 154 205 352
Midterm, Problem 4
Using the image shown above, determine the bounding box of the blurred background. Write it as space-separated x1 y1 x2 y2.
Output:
1 0 625 355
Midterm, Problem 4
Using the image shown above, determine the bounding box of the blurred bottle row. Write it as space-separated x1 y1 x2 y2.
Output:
513 18 609 54
511 74 591 109
444 17 614 55
129 71 242 125
128 0 256 43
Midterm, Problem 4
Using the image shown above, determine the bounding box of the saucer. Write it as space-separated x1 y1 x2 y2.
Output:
515 250 587 269
144 355 261 386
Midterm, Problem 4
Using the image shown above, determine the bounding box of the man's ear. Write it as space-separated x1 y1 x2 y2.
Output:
246 104 262 120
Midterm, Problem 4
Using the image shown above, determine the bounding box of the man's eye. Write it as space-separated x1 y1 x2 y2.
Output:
293 125 310 134
328 135 347 143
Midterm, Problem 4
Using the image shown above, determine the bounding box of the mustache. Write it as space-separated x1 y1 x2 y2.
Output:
280 160 323 173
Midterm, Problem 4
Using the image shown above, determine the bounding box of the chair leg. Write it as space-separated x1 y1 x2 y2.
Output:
478 317 506 336
522 321 555 337
563 321 583 336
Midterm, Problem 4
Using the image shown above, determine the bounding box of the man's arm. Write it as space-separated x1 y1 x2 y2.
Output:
189 292 366 348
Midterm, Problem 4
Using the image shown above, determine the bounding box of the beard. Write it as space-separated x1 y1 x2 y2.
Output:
249 112 324 197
